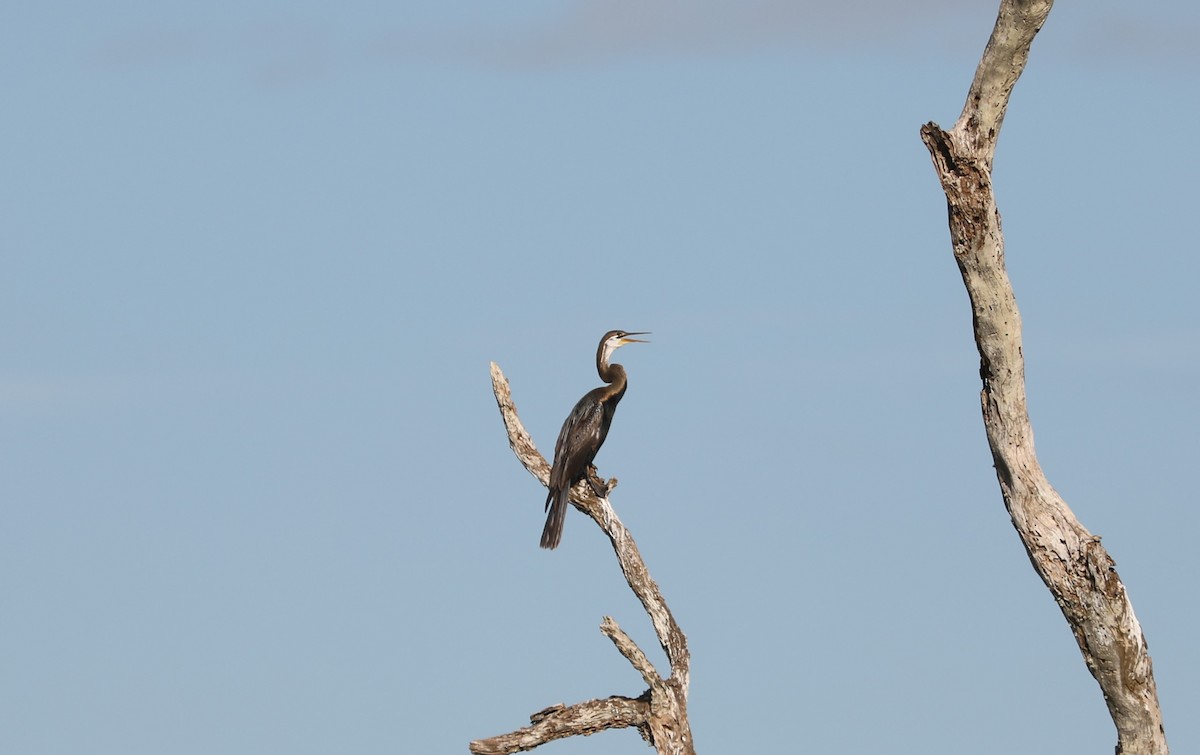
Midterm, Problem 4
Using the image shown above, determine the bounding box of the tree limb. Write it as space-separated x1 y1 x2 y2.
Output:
469 695 651 755
920 2 1168 753
602 615 662 689
476 363 694 755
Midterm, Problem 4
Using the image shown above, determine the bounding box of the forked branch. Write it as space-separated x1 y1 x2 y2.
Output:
920 1 1167 752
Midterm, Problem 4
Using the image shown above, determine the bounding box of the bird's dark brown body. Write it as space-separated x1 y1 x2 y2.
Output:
541 330 647 549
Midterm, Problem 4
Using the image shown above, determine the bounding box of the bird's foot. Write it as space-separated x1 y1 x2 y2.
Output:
585 465 615 497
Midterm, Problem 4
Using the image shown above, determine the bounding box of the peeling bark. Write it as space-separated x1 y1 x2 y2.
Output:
921 2 1167 753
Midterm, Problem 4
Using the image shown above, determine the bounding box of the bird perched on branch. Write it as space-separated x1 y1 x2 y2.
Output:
541 329 648 549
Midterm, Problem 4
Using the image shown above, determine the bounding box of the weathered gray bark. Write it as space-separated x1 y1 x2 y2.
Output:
470 363 693 755
920 2 1168 753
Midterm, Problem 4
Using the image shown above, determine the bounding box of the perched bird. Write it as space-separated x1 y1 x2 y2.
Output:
541 330 648 549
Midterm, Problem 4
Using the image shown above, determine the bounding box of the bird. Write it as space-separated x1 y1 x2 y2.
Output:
540 329 649 549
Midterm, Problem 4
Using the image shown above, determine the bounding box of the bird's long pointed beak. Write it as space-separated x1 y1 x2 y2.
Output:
622 331 650 343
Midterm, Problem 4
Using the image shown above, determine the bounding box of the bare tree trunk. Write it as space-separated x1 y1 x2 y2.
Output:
920 2 1168 753
471 363 694 755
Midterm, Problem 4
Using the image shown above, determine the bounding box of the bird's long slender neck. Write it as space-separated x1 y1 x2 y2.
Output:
596 355 628 401
594 334 632 401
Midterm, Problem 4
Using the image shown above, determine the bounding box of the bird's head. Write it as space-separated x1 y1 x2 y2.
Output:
598 330 649 366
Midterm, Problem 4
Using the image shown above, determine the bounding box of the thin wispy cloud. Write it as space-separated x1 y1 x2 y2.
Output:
84 2 1198 82
460 1 1200 68
464 0 977 66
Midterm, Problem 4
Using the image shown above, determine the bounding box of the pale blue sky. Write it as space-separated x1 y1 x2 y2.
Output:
3 2 1197 754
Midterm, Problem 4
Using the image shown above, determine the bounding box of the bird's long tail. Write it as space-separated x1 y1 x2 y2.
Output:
540 486 568 549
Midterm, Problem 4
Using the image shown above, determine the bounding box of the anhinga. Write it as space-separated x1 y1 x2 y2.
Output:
540 329 649 550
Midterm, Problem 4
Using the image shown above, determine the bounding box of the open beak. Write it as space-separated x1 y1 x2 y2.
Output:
621 331 650 344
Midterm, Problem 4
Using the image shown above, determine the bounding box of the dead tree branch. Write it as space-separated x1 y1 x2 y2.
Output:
470 363 693 755
920 1 1167 753
469 696 652 755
